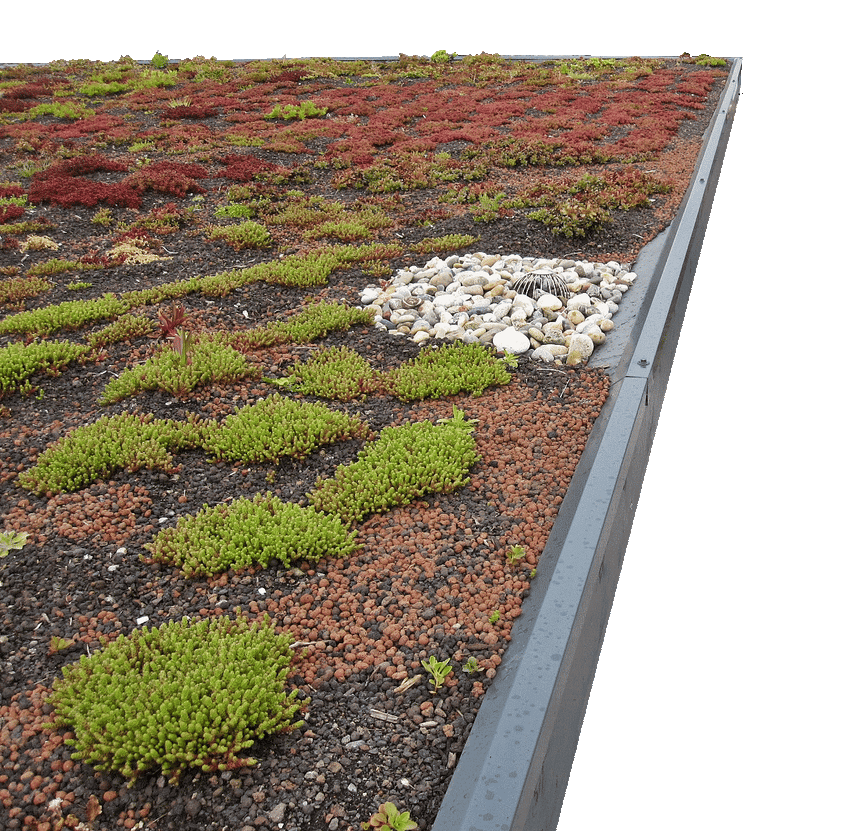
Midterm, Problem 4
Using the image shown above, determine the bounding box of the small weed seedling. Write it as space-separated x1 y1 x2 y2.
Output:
489 610 500 624
462 657 481 674
506 544 526 565
421 655 452 694
1 530 28 587
362 801 418 831
0 530 28 558
49 635 75 654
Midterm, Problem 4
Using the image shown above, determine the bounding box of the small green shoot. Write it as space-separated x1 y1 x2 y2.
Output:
420 655 452 694
49 635 75 653
506 544 526 565
489 610 500 624
362 801 418 831
0 530 28 558
462 657 481 674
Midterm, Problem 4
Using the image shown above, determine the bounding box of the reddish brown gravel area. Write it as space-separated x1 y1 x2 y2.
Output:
0 53 727 831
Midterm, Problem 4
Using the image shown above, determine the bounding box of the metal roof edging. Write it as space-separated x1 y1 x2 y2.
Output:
430 57 741 831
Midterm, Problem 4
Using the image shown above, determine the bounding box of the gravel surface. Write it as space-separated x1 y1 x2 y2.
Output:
0 54 728 831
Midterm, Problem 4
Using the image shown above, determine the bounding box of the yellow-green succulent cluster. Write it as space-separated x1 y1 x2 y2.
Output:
308 408 479 524
144 492 359 577
46 615 306 785
98 336 261 404
199 394 370 463
17 412 200 494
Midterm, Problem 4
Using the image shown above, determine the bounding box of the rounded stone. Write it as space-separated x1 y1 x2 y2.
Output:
566 333 594 365
532 345 557 363
536 292 563 312
584 324 606 345
360 286 382 304
493 327 531 355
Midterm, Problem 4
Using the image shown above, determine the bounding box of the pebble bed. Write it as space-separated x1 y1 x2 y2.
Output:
360 252 637 364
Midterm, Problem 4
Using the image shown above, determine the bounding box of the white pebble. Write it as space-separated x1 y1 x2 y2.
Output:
567 333 595 365
536 292 563 312
493 327 530 355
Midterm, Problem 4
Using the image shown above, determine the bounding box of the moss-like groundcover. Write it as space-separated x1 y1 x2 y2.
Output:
46 616 305 785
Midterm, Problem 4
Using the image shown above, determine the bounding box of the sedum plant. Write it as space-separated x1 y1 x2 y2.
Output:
0 339 91 397
308 408 479 524
382 341 513 401
144 492 359 577
0 274 53 305
18 412 202 495
99 335 260 403
207 219 272 250
225 301 374 351
85 313 157 350
200 393 370 463
269 345 379 401
0 293 131 337
271 301 375 344
46 615 306 785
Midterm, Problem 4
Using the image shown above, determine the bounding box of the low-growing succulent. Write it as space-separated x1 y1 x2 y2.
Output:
0 293 131 337
0 340 91 397
265 100 327 121
207 219 272 250
46 615 306 785
99 336 260 403
0 274 52 305
269 345 380 401
307 410 479 524
224 302 374 351
272 301 375 344
85 314 156 350
382 342 512 401
18 412 202 494
144 492 360 577
200 393 370 463
362 801 418 831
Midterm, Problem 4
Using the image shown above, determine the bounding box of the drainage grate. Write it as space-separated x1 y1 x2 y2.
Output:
511 268 575 299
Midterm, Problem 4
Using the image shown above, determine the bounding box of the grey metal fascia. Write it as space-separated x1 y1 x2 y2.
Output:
430 57 741 831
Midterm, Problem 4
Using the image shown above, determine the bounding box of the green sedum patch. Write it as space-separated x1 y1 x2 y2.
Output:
308 408 479 524
0 293 131 337
98 336 260 403
224 301 374 351
207 220 273 250
46 615 306 785
144 492 359 577
0 340 91 397
200 394 370 463
270 345 380 401
382 342 513 401
18 412 202 495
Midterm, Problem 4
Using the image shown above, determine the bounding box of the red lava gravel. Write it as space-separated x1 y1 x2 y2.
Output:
0 53 729 830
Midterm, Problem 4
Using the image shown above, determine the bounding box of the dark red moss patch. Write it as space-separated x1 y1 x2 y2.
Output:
125 160 208 198
160 104 219 119
27 154 138 209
